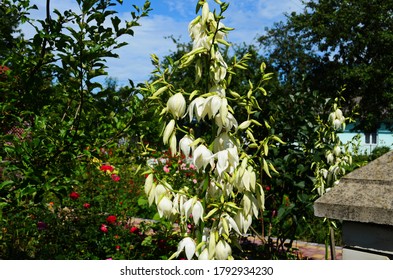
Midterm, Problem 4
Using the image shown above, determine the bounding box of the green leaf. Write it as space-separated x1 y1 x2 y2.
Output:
0 180 14 190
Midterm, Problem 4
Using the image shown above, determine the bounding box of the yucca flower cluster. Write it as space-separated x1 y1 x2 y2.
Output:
314 99 354 196
143 0 273 260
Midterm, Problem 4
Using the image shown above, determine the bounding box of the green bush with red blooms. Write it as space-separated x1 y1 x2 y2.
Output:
0 148 182 260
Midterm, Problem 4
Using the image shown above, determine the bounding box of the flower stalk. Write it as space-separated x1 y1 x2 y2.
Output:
143 0 280 259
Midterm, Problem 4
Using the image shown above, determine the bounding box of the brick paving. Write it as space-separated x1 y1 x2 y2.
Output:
292 240 342 260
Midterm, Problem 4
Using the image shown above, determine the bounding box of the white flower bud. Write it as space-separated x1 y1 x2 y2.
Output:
144 173 154 195
333 119 342 130
333 146 341 156
163 119 175 145
326 152 334 164
176 237 196 260
157 196 173 218
169 132 177 157
179 135 194 158
215 239 232 260
192 200 204 225
193 144 214 170
167 93 186 119
198 248 209 260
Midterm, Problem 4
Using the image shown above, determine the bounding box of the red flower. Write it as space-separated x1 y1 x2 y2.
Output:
111 174 120 182
100 224 108 233
265 186 271 191
115 245 121 250
83 203 91 209
100 164 114 173
106 215 117 224
70 192 80 200
130 226 140 234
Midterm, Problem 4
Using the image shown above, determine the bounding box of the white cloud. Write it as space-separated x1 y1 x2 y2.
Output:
106 14 190 85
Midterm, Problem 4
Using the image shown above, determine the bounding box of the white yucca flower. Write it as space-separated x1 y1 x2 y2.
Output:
333 145 341 156
198 248 209 260
214 112 238 135
214 147 239 176
213 132 236 152
154 184 168 204
210 85 226 97
179 135 194 158
320 168 329 179
176 237 196 260
193 144 214 171
157 196 173 218
169 132 177 157
188 97 206 122
333 119 342 130
234 211 253 234
183 197 204 225
144 173 154 196
163 119 175 145
329 108 346 130
204 95 223 119
326 151 335 164
218 213 241 235
167 92 186 119
211 51 227 83
215 239 232 260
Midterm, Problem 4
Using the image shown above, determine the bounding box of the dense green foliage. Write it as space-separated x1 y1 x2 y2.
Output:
1 0 387 260
261 0 393 132
0 0 158 259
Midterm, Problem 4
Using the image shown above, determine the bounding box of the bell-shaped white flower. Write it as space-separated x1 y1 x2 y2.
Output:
335 108 343 120
333 145 341 156
213 132 235 151
333 119 342 130
176 237 196 260
192 200 204 225
215 150 229 176
157 196 173 218
211 51 227 83
193 144 214 171
204 95 222 119
183 198 194 218
214 112 238 135
183 197 204 225
215 239 232 260
320 168 329 179
210 85 226 97
198 248 209 260
167 93 186 119
326 151 335 164
214 147 239 176
179 135 194 158
169 132 177 157
218 213 241 235
188 97 206 122
163 119 175 145
144 173 154 196
234 211 253 234
154 184 167 204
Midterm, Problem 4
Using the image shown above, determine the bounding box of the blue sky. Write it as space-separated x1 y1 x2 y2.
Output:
24 0 303 86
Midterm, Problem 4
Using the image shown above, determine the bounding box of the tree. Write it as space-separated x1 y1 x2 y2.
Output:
0 0 151 220
265 0 393 131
